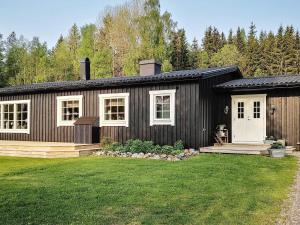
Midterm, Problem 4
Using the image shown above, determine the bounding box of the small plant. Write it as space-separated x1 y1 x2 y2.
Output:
152 145 162 154
100 136 113 148
170 149 183 155
104 142 122 151
271 142 284 149
174 140 184 151
161 145 174 154
143 141 155 153
126 139 144 153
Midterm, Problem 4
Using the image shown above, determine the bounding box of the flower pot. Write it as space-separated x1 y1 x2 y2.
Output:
268 148 285 158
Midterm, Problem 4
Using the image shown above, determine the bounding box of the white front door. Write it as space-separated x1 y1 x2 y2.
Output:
231 94 266 144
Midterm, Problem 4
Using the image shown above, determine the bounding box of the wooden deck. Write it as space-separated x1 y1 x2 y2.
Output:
0 141 100 158
200 143 296 155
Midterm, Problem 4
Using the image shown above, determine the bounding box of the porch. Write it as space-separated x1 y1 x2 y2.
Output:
0 141 100 158
200 143 296 155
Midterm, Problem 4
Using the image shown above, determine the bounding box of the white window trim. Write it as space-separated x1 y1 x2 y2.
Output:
149 89 176 126
0 99 31 134
98 93 129 127
56 95 83 127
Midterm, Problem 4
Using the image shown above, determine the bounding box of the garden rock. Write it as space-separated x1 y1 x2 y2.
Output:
93 149 200 161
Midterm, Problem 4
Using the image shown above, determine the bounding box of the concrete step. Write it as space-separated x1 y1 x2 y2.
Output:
201 145 296 156
200 147 261 155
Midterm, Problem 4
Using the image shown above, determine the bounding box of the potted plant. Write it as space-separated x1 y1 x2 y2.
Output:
268 142 286 158
264 136 276 145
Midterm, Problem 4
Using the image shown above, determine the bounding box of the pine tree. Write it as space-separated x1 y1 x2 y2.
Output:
282 26 297 74
234 27 246 53
203 26 223 59
272 25 285 75
189 38 200 69
220 32 227 47
67 24 81 79
227 29 233 44
295 31 300 74
244 23 260 76
0 34 5 87
170 29 189 70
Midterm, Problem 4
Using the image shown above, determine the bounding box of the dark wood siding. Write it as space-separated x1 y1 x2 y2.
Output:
266 89 300 147
215 89 300 147
0 72 239 149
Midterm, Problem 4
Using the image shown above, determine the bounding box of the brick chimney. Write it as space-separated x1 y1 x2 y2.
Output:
80 58 91 80
139 59 161 76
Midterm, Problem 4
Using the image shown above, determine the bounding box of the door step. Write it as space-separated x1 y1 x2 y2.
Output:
200 144 296 155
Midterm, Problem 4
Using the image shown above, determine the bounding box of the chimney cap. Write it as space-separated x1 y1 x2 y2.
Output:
139 59 161 66
80 57 90 63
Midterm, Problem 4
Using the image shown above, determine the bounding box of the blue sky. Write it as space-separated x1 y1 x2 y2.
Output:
1 0 300 48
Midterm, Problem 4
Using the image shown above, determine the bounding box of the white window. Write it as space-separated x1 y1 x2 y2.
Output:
149 90 176 126
57 95 83 127
99 93 129 127
0 100 30 134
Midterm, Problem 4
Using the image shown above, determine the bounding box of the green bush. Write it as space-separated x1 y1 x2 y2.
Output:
104 142 122 151
126 139 144 153
102 139 185 155
174 140 184 151
100 137 113 148
171 149 183 155
161 145 174 154
152 145 162 154
143 141 155 153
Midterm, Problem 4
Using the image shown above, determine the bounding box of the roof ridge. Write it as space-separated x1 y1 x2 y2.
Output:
242 74 300 80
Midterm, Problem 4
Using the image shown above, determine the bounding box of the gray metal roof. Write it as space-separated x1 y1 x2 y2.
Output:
0 66 240 95
216 75 300 90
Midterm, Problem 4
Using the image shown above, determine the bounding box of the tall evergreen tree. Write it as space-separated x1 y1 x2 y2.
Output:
282 26 297 74
0 34 5 87
296 31 300 74
170 29 189 70
67 24 81 79
189 38 200 69
234 27 246 53
244 23 260 75
227 29 233 45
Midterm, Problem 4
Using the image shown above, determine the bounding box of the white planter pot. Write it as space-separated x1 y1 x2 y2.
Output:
269 148 285 158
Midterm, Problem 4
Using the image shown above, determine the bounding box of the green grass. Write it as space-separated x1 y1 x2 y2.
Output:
0 154 297 225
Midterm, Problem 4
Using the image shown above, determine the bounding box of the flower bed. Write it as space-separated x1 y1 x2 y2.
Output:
94 138 200 161
94 148 199 161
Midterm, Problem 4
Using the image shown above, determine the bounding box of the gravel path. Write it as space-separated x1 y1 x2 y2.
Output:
276 152 300 225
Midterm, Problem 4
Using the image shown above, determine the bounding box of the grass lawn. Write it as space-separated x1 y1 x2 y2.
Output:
0 154 297 225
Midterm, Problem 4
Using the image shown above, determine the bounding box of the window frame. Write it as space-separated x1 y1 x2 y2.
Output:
98 93 129 127
56 95 83 127
149 89 176 126
0 99 31 134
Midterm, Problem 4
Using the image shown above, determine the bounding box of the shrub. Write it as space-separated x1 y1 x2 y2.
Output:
161 145 174 154
104 142 122 151
126 139 144 153
174 140 184 151
143 141 155 153
171 149 183 155
152 145 162 154
102 139 185 155
100 137 113 148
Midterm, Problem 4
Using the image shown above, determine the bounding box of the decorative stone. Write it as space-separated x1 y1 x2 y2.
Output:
184 149 190 154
